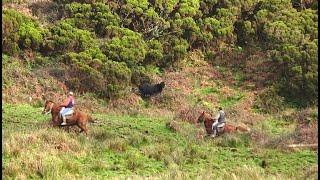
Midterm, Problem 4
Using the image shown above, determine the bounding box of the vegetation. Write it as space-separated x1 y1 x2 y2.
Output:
2 0 318 179
2 0 318 104
2 104 318 179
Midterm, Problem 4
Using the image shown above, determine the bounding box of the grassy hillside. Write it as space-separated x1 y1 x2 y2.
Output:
2 104 318 179
2 49 318 180
2 0 318 179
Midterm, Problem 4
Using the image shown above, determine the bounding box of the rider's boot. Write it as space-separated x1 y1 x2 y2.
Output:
61 116 67 125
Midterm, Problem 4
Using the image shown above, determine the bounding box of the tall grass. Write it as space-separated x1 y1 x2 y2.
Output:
2 104 318 179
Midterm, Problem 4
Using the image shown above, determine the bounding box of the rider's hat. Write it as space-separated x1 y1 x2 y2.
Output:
68 91 74 96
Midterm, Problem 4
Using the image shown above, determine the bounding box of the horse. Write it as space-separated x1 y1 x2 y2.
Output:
42 100 94 135
196 111 250 137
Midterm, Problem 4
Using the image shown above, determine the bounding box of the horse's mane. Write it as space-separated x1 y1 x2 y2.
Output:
198 111 215 123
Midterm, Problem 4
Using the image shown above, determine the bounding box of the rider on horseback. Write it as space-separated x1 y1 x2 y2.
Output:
211 107 226 138
60 91 75 126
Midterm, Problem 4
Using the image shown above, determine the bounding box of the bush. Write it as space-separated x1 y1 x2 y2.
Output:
43 21 98 54
144 39 164 66
253 87 285 114
2 9 44 56
64 51 106 95
102 26 147 67
62 45 132 99
18 22 44 50
65 2 120 36
161 37 189 68
130 66 151 85
102 60 132 98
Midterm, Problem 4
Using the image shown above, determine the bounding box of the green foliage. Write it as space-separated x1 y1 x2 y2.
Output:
64 50 106 95
18 22 44 50
2 0 318 104
102 60 132 98
63 47 131 98
144 39 164 66
253 87 285 114
2 9 44 55
65 2 120 36
102 26 147 67
161 37 189 67
261 8 318 105
44 21 98 54
232 0 319 105
130 66 151 85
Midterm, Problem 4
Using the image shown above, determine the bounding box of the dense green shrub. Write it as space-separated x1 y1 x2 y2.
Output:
144 39 164 66
258 7 318 105
43 21 98 54
63 47 132 98
64 50 106 95
130 66 151 85
65 2 120 36
162 37 189 67
253 87 285 114
101 60 132 98
101 26 147 67
2 9 44 56
18 22 44 50
2 0 318 104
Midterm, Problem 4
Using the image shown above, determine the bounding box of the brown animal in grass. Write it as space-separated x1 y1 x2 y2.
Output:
42 100 94 135
197 111 250 136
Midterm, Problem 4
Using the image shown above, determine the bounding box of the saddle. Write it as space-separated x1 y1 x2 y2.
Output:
216 123 226 134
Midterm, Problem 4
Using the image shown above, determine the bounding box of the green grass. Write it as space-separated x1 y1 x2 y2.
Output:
199 87 220 95
255 117 296 138
219 91 244 108
2 104 318 179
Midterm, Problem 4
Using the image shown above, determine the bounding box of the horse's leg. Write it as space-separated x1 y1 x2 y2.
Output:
78 122 88 136
65 126 71 132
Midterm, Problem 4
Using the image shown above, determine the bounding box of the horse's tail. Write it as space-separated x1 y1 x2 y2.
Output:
88 115 103 125
236 125 251 132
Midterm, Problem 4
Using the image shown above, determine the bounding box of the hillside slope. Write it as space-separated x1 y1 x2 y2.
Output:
2 51 318 179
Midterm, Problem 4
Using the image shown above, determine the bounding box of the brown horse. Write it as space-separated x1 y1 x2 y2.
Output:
42 100 94 135
197 111 250 137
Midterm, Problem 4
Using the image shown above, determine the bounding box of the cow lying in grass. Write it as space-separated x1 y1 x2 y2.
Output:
136 82 165 98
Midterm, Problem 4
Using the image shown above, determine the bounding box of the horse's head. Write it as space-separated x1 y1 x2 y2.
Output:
197 111 216 123
197 111 206 123
42 100 54 115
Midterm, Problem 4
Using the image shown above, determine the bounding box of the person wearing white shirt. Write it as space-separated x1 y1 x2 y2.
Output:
211 107 226 137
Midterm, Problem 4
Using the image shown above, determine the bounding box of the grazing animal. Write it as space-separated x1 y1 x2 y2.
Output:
138 81 165 98
42 100 94 135
197 111 250 137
